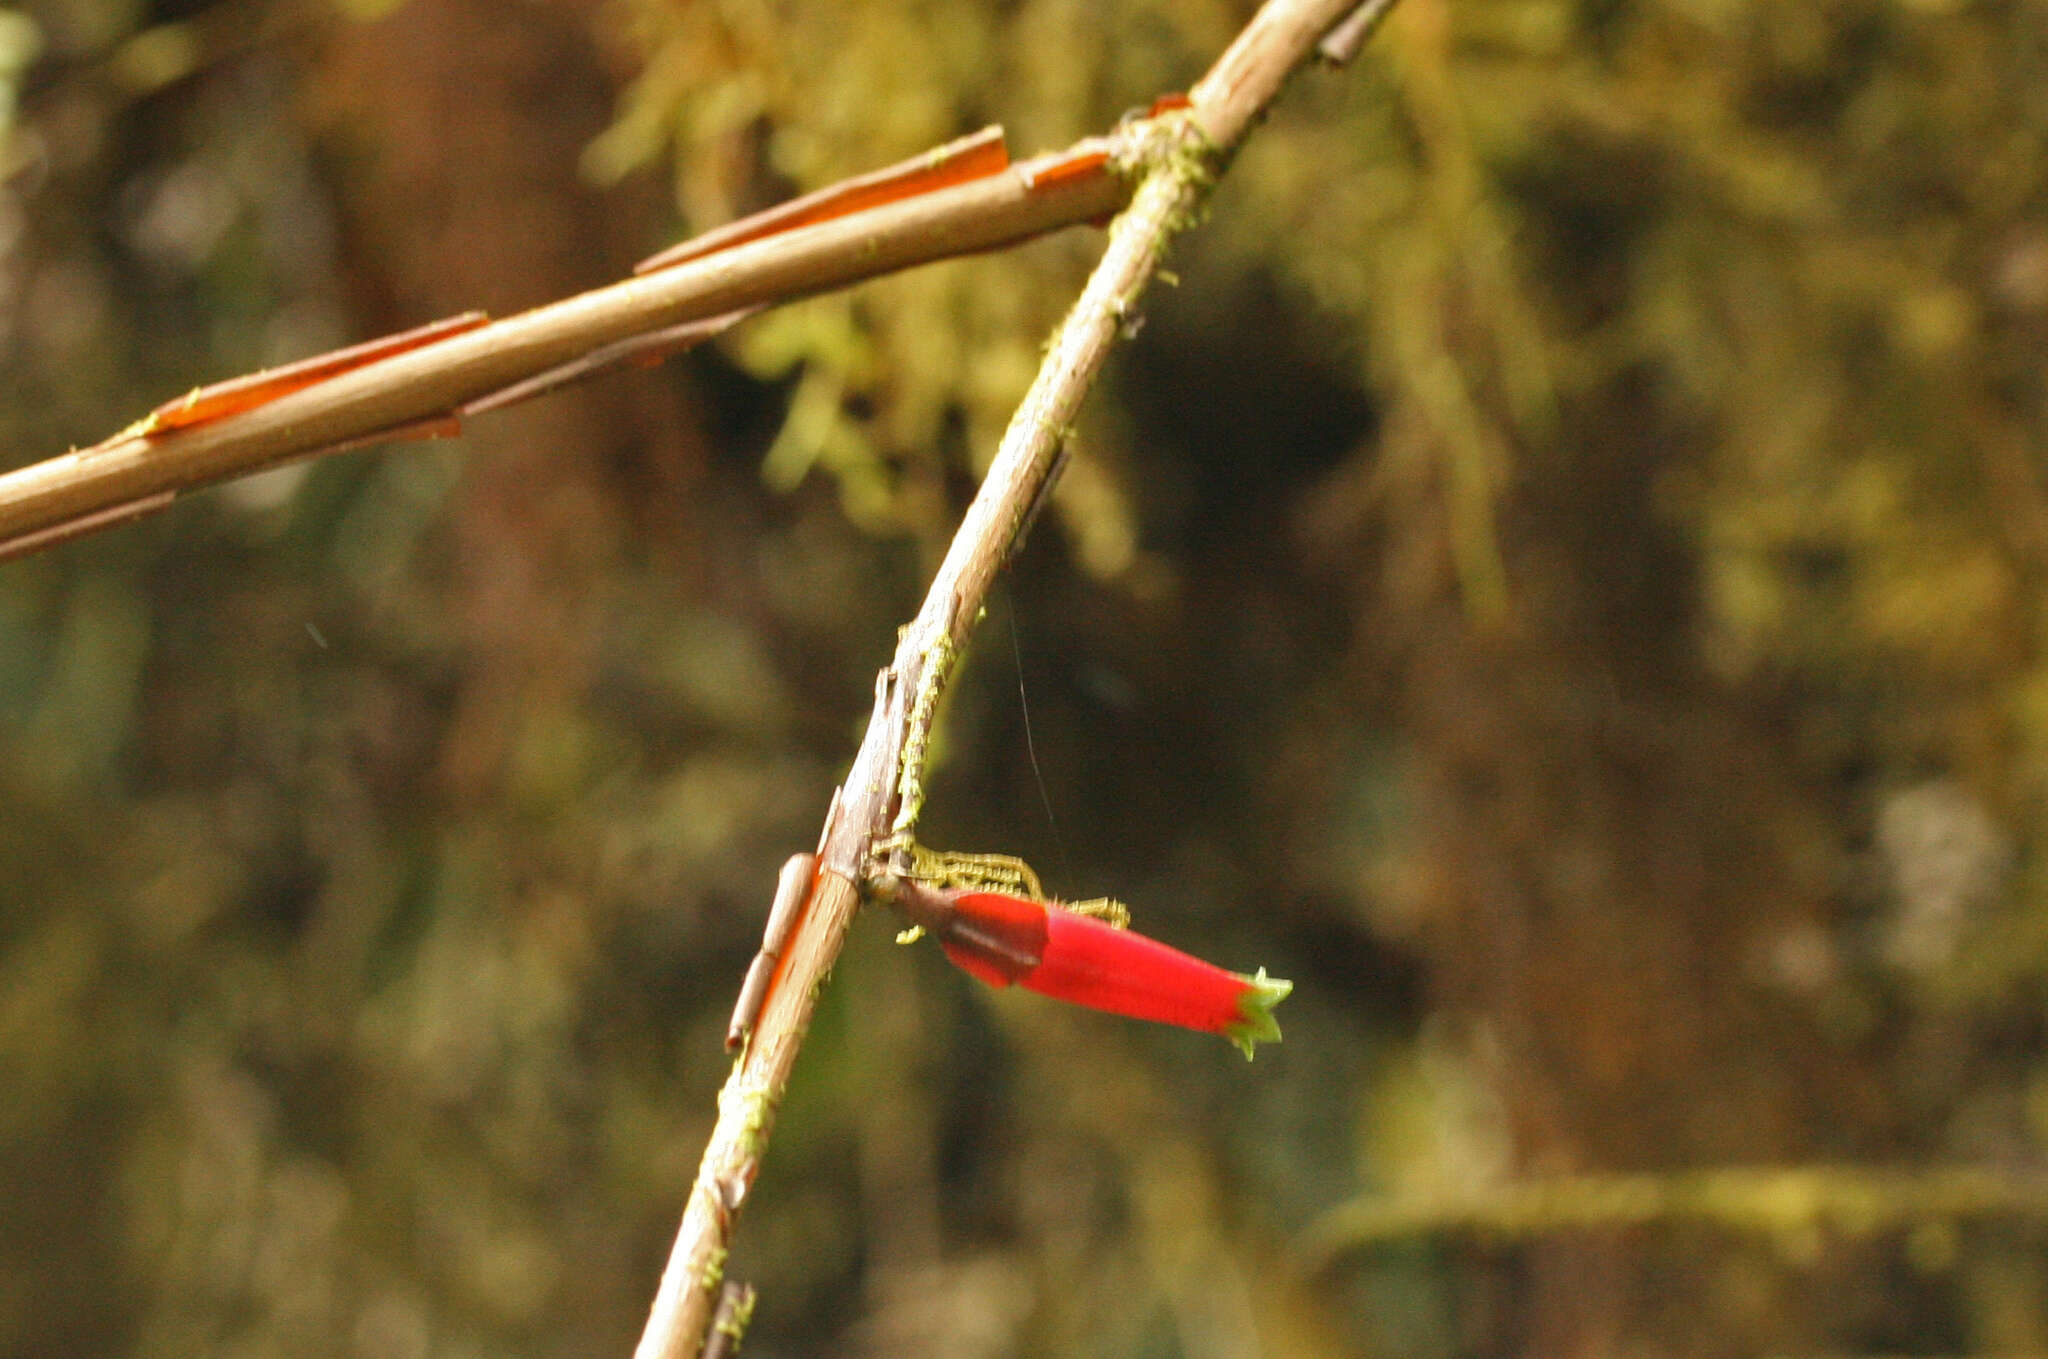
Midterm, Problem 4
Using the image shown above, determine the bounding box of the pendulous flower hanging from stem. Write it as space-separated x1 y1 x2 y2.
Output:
876 866 1291 1059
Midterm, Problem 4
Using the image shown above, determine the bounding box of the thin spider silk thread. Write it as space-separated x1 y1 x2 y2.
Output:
1008 604 1068 879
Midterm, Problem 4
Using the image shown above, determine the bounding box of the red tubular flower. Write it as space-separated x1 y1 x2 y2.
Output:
936 891 1291 1059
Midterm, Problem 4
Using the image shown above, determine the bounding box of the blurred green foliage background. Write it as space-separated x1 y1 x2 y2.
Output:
3 0 2048 1355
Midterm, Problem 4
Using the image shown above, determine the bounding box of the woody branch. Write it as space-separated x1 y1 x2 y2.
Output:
630 2 1399 1358
0 139 1126 557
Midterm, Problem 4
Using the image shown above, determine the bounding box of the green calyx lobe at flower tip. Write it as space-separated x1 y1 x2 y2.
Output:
1224 967 1292 1060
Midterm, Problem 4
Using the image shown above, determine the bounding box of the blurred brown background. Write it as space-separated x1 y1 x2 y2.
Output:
3 0 2047 1355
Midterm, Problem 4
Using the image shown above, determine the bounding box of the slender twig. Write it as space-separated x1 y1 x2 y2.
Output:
1295 1165 2048 1273
630 2 1392 1357
0 142 1126 556
1318 0 1402 66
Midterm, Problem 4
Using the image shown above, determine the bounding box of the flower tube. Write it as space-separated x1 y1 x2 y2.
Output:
885 876 1289 1058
